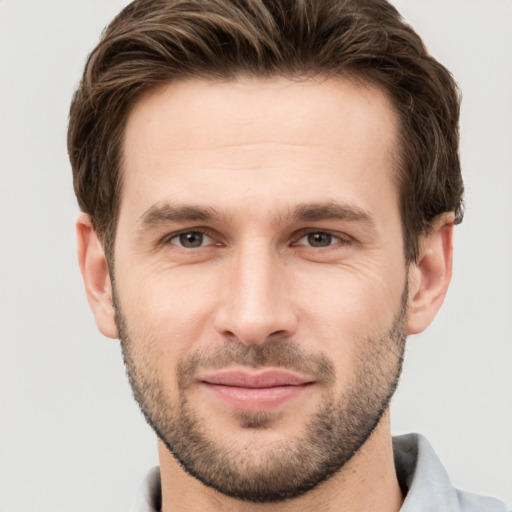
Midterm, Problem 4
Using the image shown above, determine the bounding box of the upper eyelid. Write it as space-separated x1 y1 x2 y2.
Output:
292 228 352 242
161 227 216 245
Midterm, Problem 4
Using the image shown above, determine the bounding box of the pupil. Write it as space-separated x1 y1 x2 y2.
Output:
308 232 332 247
180 232 203 248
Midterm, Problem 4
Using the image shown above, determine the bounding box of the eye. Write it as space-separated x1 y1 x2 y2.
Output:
168 231 214 248
295 231 349 248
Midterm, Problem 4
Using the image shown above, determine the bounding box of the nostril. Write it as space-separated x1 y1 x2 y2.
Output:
269 330 287 337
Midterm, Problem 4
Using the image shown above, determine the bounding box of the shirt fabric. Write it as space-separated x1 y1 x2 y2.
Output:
130 433 510 512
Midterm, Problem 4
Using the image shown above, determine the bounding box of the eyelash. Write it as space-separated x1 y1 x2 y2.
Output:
162 228 352 250
163 229 218 249
292 230 352 249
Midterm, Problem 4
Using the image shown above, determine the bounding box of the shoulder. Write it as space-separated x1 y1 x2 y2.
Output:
393 433 511 512
456 489 511 512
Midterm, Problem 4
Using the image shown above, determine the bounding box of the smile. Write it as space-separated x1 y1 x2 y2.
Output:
199 369 315 412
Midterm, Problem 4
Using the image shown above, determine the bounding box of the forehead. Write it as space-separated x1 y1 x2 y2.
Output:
120 77 400 222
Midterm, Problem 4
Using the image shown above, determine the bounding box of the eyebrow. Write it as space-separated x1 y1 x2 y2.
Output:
137 201 375 230
291 202 375 226
138 203 220 228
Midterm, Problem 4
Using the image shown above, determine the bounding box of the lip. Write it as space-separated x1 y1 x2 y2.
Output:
199 368 314 412
200 368 312 388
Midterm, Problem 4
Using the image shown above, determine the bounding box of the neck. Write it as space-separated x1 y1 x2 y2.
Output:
157 411 403 512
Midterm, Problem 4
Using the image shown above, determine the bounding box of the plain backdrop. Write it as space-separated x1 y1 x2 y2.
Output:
1 1 511 511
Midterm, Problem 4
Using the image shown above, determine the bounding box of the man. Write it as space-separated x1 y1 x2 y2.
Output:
67 0 509 510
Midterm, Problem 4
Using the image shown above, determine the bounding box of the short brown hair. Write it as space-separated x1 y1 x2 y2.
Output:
68 0 463 263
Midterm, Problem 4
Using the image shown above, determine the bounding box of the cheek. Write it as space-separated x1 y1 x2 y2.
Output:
290 261 406 377
294 261 404 328
117 264 222 355
118 275 216 405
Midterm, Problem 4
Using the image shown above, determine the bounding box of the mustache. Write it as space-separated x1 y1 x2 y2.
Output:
177 340 336 389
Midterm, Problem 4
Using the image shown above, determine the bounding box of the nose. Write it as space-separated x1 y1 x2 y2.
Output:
213 242 298 345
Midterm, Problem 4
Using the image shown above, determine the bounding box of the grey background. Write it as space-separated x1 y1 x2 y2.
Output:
1 1 511 510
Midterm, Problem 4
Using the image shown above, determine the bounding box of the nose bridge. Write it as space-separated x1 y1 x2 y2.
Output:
215 238 297 345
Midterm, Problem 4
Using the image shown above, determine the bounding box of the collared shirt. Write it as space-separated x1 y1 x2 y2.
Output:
130 433 511 512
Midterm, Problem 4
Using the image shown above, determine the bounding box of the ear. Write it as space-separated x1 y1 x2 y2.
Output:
76 213 119 339
406 214 454 335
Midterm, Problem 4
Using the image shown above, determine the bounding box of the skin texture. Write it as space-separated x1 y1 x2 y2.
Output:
116 281 408 503
77 77 454 511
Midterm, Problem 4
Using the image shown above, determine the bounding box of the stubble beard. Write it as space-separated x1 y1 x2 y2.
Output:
115 288 407 503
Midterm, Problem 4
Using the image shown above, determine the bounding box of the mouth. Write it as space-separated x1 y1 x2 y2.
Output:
198 368 315 412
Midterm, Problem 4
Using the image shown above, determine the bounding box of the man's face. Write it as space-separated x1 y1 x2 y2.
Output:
113 77 408 501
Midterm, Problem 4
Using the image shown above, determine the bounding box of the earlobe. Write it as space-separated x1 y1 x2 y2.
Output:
76 213 119 339
406 214 454 335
